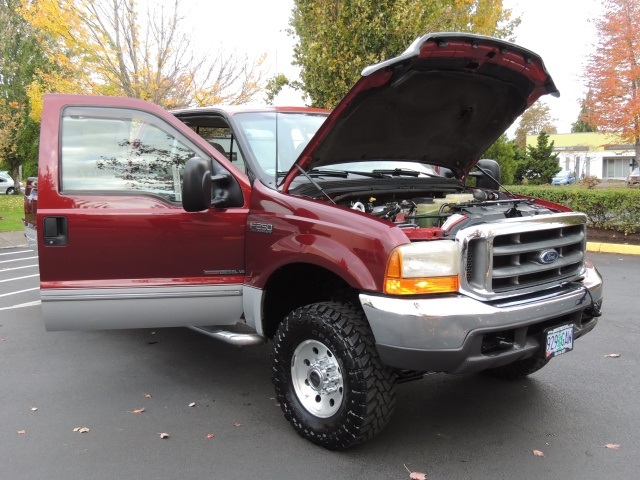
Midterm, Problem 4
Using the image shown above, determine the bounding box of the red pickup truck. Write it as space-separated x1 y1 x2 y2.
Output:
28 33 603 449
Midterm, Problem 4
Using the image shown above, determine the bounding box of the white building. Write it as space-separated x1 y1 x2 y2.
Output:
526 132 637 180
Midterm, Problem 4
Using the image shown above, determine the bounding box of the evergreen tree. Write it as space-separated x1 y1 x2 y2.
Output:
571 98 597 133
516 132 561 184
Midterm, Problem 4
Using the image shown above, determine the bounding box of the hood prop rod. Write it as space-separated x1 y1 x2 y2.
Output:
295 165 337 204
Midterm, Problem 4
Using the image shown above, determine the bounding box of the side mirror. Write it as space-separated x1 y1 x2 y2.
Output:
474 159 501 190
183 157 212 212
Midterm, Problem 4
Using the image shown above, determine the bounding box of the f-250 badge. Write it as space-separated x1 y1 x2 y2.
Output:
250 222 274 234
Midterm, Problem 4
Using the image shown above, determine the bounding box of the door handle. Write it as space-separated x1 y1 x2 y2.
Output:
43 216 68 246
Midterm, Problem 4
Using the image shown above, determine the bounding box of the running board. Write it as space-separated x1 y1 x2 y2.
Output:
188 325 265 346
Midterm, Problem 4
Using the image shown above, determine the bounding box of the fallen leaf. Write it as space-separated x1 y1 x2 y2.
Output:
532 450 545 457
73 427 90 433
604 354 620 358
189 402 196 407
159 432 169 439
404 464 427 480
275 402 281 407
131 407 145 414
31 407 38 411
144 394 152 398
233 423 242 427
206 433 215 439
17 430 25 434
604 444 620 450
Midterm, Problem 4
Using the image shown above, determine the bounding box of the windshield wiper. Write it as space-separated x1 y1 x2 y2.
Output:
372 168 436 177
278 167 391 179
308 168 389 179
277 169 350 178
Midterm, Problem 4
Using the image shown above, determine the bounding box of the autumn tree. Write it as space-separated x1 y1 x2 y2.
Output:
584 0 640 167
513 101 558 149
0 0 49 187
515 131 560 184
283 0 519 108
21 0 266 118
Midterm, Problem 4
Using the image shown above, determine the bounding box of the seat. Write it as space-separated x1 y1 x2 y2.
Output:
209 141 227 158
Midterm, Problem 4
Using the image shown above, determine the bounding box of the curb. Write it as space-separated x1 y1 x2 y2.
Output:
587 242 640 255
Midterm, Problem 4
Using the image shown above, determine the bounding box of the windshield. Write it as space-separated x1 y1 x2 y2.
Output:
233 112 327 179
555 171 572 178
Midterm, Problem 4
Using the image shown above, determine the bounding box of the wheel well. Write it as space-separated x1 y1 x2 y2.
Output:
261 263 358 338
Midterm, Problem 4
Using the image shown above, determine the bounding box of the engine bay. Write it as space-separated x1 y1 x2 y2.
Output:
290 177 556 238
340 189 555 236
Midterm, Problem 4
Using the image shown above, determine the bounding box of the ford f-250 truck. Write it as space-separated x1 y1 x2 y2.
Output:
28 33 603 449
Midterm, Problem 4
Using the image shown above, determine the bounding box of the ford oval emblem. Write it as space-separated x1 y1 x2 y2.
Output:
539 249 559 264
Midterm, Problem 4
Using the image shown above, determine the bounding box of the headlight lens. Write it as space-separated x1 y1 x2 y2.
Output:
384 241 459 295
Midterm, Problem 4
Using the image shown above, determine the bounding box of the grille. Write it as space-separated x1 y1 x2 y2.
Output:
460 213 587 300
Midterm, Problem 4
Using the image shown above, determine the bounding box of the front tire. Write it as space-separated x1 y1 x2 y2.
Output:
272 302 396 450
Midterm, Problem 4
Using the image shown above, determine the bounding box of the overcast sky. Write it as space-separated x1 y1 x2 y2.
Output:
185 0 604 134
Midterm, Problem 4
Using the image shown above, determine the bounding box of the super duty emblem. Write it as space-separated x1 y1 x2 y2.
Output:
250 222 273 234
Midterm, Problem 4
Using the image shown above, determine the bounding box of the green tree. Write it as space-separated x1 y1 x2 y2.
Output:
480 135 517 184
0 0 48 188
571 97 597 133
513 101 557 149
516 131 561 184
288 0 519 108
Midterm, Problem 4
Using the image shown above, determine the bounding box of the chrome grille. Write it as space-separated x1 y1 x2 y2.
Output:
459 213 587 300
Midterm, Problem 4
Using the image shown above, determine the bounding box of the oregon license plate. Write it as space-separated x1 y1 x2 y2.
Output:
545 324 574 359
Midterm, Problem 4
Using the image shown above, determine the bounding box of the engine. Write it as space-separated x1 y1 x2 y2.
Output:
343 189 555 237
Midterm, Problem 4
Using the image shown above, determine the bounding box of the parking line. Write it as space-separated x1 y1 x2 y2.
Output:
0 250 33 256
0 274 39 283
0 287 39 298
0 300 41 311
0 265 39 272
0 256 38 264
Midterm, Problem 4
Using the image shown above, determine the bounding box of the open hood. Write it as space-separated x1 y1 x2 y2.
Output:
282 32 558 190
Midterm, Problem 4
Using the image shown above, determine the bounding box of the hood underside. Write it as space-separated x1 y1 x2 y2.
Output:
284 33 559 189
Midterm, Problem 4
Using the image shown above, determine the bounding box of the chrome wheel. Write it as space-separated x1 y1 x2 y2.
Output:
272 302 396 449
291 339 343 418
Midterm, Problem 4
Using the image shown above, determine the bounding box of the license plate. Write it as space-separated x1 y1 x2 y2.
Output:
545 324 574 359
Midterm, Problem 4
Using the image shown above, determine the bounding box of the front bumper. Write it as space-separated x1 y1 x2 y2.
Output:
360 264 603 374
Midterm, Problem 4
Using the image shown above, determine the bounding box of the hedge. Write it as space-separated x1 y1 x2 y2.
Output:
506 186 640 235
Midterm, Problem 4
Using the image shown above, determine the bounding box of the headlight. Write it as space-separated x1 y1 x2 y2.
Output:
384 241 459 295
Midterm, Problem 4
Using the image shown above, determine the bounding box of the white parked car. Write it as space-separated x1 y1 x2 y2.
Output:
0 171 21 194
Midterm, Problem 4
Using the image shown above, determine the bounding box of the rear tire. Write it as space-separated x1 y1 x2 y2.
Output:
483 357 549 380
272 302 396 450
6 187 14 195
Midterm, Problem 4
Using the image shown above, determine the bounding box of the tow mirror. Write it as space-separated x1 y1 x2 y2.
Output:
183 157 212 212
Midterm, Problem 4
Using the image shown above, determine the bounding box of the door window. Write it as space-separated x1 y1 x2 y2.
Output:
61 107 207 202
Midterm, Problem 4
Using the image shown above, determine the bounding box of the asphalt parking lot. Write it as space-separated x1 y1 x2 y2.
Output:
1 248 639 480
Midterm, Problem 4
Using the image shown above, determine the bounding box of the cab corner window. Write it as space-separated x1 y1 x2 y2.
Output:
61 107 201 202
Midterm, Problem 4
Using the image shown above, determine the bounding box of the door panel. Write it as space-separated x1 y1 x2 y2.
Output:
38 95 250 330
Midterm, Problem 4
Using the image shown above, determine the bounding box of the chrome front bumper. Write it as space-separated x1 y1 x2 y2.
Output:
360 263 603 374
